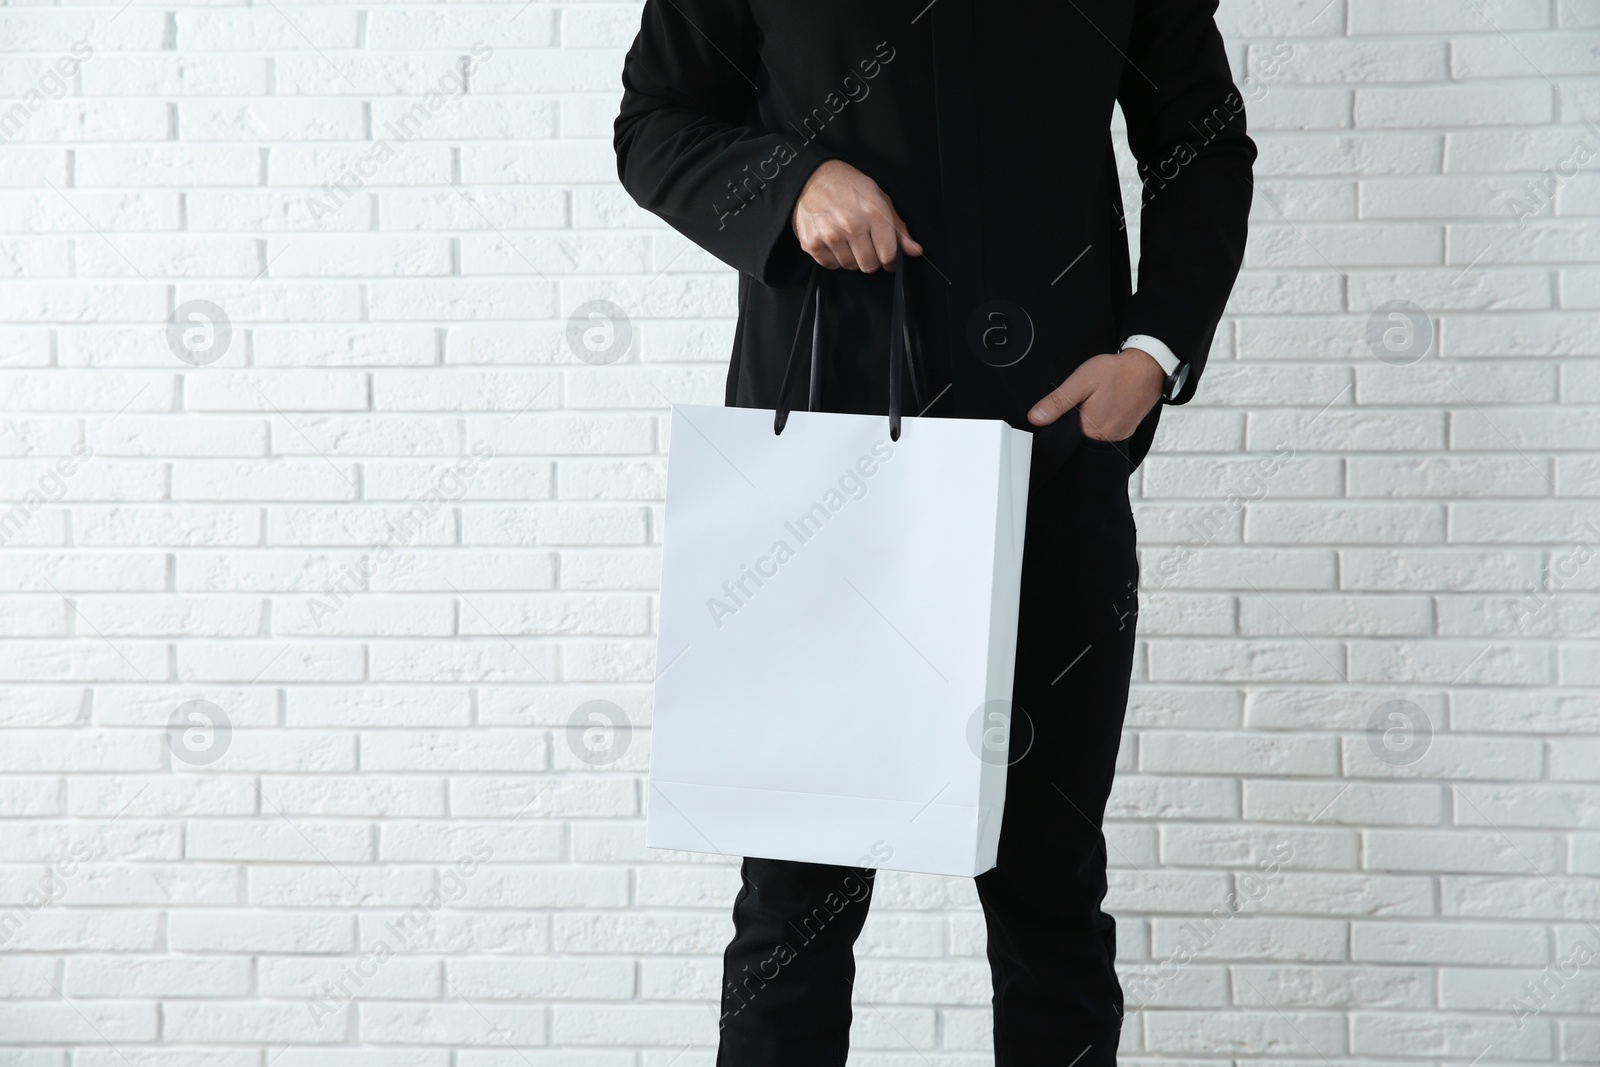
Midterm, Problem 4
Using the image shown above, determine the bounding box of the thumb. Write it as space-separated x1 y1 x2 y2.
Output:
891 208 923 256
1028 373 1092 427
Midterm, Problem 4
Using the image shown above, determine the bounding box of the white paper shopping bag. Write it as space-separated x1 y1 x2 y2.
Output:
648 255 1032 877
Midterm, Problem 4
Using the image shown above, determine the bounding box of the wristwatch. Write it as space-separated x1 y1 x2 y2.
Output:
1121 334 1189 402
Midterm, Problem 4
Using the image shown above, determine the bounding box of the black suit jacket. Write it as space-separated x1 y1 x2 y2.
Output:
615 0 1255 472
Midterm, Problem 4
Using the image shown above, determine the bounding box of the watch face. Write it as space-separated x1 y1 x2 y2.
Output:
1168 362 1191 399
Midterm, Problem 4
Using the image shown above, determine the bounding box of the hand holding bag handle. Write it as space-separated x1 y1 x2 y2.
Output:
774 246 915 441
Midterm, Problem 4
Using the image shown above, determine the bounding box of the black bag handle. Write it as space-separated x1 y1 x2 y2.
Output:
773 246 916 441
772 267 820 436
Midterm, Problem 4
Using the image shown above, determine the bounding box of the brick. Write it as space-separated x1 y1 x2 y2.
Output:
64 956 250 997
1454 34 1600 78
1231 963 1433 1007
1454 784 1600 828
1247 502 1446 544
1248 687 1452 729
1148 639 1346 683
1353 920 1548 964
360 1003 547 1045
1250 132 1443 177
1141 731 1338 776
1351 1009 1552 1058
1146 1009 1347 1054
1160 825 1359 870
258 954 440 1000
1356 84 1553 128
168 910 356 952
1349 0 1550 32
1365 828 1562 873
1244 781 1445 826
447 958 633 1000
1240 593 1433 635
0 1004 157 1043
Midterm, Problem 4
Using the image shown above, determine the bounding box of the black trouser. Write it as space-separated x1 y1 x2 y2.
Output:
715 436 1140 1066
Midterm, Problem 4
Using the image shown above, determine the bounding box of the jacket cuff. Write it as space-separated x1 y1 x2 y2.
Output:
1121 333 1180 374
751 147 837 288
1120 299 1214 406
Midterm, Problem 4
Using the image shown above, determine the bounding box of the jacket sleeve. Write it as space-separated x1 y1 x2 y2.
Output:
614 0 835 287
1116 0 1256 405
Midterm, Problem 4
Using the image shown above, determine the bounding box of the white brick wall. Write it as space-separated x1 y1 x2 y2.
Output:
0 0 1597 1061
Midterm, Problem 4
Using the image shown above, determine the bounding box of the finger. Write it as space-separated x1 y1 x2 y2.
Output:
808 245 841 270
828 233 863 272
1028 375 1094 427
798 229 839 270
843 227 882 273
872 216 901 271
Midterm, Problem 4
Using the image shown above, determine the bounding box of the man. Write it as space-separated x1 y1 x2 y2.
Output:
615 1 1254 1063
